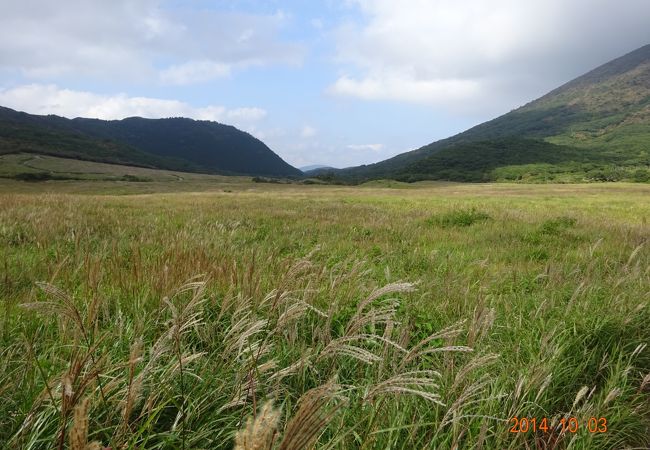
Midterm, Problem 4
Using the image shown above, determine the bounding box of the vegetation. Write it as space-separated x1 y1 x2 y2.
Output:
11 171 78 182
339 45 650 183
0 153 214 184
0 108 200 173
0 106 301 177
428 207 491 227
71 116 302 177
395 138 649 183
1 180 648 449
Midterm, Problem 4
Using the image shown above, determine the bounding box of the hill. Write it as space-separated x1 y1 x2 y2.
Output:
0 152 209 182
299 164 336 172
339 44 650 182
0 106 301 177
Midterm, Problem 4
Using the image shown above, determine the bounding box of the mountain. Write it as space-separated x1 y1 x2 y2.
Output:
0 106 194 171
70 116 301 177
0 106 301 177
339 44 650 183
300 164 337 173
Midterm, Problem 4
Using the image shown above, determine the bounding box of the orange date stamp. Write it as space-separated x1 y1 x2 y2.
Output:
509 417 607 434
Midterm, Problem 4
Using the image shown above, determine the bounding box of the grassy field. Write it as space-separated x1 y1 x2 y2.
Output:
1 179 648 449
0 153 232 183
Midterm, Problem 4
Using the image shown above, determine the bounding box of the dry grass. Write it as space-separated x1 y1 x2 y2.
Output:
0 181 648 449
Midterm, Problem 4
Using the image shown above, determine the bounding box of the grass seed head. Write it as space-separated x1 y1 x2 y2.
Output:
235 401 281 450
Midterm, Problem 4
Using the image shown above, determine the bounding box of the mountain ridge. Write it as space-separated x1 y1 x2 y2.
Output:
0 106 301 177
337 44 650 182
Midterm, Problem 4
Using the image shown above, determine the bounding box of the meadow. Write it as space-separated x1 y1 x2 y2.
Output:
0 179 648 449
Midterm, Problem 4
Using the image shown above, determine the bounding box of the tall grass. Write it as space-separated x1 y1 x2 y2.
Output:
0 184 648 449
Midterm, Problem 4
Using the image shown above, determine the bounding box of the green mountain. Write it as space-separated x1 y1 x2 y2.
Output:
0 106 301 177
340 44 650 183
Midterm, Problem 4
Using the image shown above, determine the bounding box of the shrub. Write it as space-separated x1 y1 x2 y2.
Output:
430 208 491 228
121 174 152 182
12 171 82 182
13 171 54 182
539 216 577 235
632 169 650 183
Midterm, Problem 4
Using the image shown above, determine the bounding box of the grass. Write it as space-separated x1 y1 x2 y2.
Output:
0 179 648 449
0 153 230 183
428 208 492 228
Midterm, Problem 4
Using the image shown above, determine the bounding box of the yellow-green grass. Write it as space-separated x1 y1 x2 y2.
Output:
0 153 252 184
0 153 255 194
1 180 648 449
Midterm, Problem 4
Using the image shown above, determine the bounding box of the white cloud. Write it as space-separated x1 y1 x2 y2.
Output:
332 0 650 112
347 144 384 152
160 60 231 85
300 125 317 138
0 84 267 126
331 74 480 104
225 107 267 122
0 1 304 83
273 139 396 168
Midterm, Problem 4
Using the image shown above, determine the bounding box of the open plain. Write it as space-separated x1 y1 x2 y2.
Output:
1 179 649 449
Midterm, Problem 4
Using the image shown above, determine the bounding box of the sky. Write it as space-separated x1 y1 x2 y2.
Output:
1 1 649 168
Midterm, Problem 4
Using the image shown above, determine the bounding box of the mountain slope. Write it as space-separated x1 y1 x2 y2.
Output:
69 116 301 177
340 44 650 182
0 106 198 172
0 107 301 177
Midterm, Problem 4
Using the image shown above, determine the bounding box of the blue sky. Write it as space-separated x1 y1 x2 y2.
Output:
1 0 649 168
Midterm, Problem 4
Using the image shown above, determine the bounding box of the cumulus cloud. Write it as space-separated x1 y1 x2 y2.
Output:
0 1 303 83
0 84 267 126
331 0 650 112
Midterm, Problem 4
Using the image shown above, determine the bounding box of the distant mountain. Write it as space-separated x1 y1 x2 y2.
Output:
340 44 650 182
0 107 301 177
300 164 337 173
